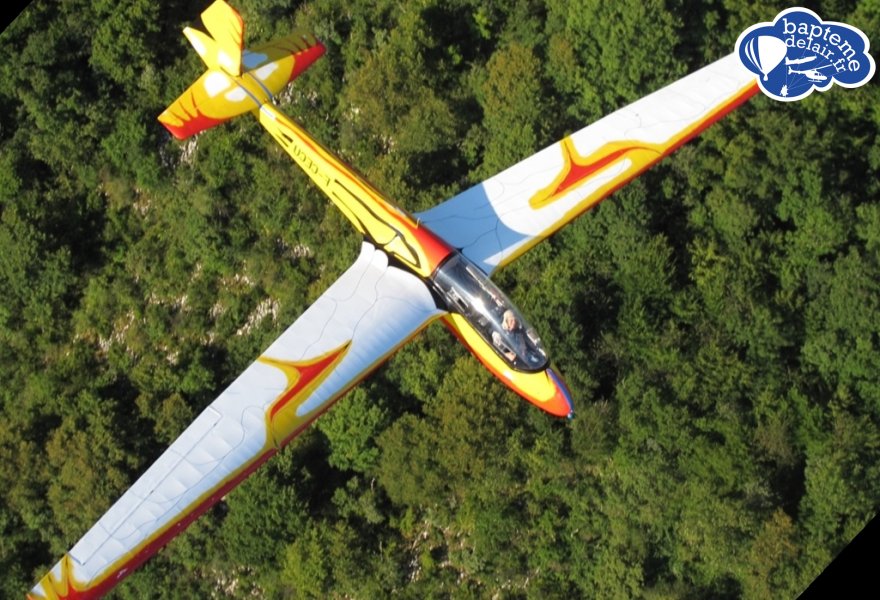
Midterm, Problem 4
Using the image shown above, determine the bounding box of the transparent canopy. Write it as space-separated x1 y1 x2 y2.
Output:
431 253 549 371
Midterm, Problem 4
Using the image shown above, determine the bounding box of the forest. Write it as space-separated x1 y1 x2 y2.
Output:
1 0 878 597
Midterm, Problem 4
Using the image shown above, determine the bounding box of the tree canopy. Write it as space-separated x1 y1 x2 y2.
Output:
1 0 878 598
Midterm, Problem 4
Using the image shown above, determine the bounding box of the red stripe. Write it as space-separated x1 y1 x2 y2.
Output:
290 43 326 80
268 350 342 419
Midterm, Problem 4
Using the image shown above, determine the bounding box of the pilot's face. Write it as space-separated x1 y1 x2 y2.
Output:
503 312 516 330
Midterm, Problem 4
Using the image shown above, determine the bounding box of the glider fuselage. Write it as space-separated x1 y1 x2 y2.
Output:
258 104 452 277
257 103 574 418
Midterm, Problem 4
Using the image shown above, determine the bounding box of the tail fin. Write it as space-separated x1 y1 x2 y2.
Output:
185 0 244 75
158 0 324 140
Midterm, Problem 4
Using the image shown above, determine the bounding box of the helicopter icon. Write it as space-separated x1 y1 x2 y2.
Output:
788 63 833 82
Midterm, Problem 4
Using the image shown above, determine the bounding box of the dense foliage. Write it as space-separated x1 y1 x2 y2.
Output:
1 0 878 597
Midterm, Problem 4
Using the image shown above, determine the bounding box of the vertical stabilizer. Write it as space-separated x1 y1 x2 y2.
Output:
187 0 244 76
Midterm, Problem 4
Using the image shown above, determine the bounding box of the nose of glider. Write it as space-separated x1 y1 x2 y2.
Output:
544 367 575 419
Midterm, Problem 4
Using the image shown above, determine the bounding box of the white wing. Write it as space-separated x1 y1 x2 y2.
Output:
416 53 758 275
29 241 441 599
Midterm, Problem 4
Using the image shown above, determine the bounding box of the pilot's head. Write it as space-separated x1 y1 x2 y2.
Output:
502 310 517 331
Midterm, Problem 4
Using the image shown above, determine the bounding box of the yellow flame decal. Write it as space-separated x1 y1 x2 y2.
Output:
259 342 350 445
28 555 87 600
530 138 662 209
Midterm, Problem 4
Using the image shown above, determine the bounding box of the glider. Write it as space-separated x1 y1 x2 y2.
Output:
29 1 758 597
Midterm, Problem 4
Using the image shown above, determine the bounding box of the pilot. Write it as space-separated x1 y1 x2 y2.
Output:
501 310 518 332
494 309 527 363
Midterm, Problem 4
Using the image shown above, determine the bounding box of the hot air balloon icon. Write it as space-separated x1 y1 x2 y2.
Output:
743 35 788 80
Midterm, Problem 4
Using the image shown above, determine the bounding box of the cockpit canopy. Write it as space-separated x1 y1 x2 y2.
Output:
431 253 549 372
